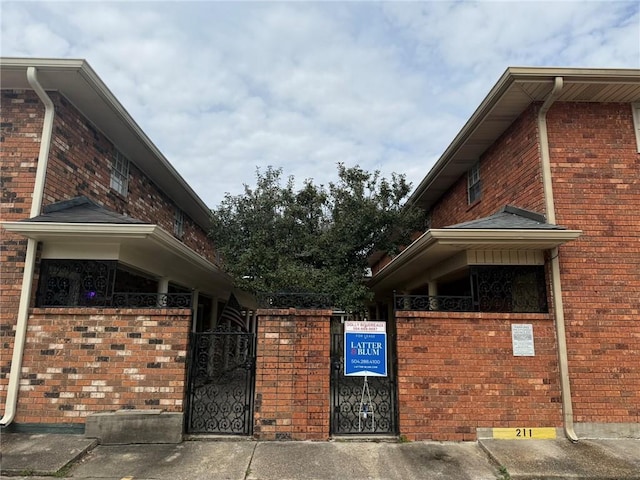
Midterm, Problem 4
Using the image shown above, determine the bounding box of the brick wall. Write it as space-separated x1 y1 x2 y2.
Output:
253 309 331 440
44 92 215 262
548 102 640 425
1 90 43 408
13 308 190 424
431 105 546 228
396 311 562 441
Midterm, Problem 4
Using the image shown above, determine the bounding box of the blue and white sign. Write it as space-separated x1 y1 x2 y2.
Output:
344 321 387 377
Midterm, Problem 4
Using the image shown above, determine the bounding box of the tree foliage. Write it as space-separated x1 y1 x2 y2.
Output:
209 164 423 313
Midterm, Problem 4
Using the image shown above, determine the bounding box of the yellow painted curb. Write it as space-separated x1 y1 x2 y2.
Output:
492 427 557 439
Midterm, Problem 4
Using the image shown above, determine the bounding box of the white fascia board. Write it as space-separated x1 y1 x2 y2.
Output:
0 58 212 229
146 225 232 282
370 228 582 287
429 228 583 245
1 221 156 239
370 230 438 284
1 221 230 281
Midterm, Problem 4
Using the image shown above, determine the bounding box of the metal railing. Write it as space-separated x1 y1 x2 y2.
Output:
394 294 474 312
256 292 334 309
37 292 193 309
112 292 192 308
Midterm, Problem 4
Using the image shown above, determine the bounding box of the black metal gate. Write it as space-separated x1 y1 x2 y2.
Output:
330 317 398 435
186 325 256 434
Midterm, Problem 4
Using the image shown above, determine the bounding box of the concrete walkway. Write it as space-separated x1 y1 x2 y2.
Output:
1 433 639 480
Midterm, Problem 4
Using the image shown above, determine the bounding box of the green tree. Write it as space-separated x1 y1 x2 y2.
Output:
210 164 423 313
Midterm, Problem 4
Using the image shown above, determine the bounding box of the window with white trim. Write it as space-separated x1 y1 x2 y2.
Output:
632 103 640 153
174 208 184 239
467 161 481 204
110 150 129 196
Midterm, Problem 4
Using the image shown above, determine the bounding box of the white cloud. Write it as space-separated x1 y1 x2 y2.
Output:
1 1 638 207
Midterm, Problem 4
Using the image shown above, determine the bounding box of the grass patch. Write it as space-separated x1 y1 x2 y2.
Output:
497 465 511 480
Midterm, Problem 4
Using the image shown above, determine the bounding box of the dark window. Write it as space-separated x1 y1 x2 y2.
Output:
110 150 129 197
36 260 166 308
36 259 117 307
471 265 548 313
114 265 157 294
174 209 184 238
468 162 481 204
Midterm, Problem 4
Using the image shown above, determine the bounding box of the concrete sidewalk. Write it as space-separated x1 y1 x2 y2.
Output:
1 433 639 480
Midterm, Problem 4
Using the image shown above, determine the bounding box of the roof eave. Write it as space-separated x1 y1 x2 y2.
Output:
369 228 582 290
0 222 233 285
0 57 213 230
2 221 157 239
408 66 640 211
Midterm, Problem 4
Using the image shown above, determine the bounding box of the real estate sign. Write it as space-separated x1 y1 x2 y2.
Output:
344 321 387 377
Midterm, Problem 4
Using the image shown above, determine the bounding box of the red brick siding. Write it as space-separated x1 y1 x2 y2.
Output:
254 310 331 440
0 89 216 413
371 105 546 274
43 92 215 262
431 105 546 228
14 308 190 424
1 90 43 408
548 102 640 424
396 311 562 441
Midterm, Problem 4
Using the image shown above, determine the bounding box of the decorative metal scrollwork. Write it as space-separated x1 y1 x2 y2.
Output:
472 266 548 313
330 326 397 435
186 331 256 435
257 292 333 309
112 292 192 308
394 295 473 312
37 259 116 307
331 359 395 434
393 266 547 314
36 259 193 308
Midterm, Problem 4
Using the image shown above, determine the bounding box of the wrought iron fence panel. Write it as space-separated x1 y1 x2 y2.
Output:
330 320 398 435
186 326 256 435
111 292 192 309
472 266 548 313
394 294 474 312
257 292 333 309
36 259 117 307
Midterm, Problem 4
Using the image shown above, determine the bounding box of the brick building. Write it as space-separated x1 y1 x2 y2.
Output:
368 67 640 441
2 60 638 442
0 58 253 437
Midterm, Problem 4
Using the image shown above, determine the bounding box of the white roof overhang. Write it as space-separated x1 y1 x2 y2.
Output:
368 228 582 293
2 221 235 299
0 58 212 229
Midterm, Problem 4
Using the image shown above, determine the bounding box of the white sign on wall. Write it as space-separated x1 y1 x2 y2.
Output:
511 324 535 357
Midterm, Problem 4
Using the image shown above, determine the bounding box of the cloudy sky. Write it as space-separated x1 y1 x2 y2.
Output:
2 1 639 208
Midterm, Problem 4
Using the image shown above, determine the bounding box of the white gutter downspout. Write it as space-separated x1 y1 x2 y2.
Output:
538 76 578 443
0 67 55 427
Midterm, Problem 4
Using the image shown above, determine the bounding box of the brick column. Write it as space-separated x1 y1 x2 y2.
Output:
254 309 331 440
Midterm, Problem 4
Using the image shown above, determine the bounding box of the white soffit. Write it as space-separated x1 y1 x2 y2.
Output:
369 228 582 292
1 221 232 294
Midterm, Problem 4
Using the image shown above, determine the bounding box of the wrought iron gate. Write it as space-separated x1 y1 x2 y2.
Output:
186 325 256 434
330 317 398 435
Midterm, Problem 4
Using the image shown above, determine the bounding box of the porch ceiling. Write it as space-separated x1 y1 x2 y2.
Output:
1 221 234 299
368 228 582 293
